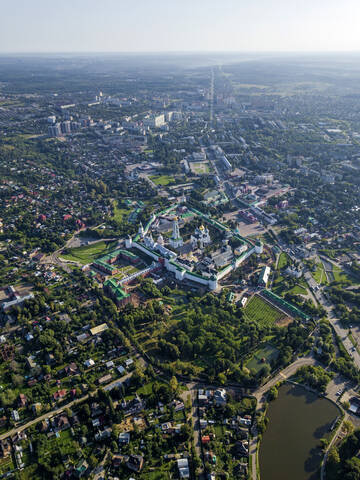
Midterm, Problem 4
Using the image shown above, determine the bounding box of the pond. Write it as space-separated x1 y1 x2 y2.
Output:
259 383 340 480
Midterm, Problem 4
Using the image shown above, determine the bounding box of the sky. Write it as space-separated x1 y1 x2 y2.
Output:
1 0 360 53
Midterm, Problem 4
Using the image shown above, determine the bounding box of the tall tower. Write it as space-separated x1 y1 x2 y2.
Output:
172 217 180 241
255 239 263 254
138 222 144 238
170 217 183 248
181 189 187 204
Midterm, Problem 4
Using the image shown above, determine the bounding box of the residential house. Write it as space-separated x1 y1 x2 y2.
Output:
126 454 144 472
53 389 67 401
0 440 11 458
177 458 190 479
118 432 131 445
214 389 227 406
65 362 78 376
18 394 27 408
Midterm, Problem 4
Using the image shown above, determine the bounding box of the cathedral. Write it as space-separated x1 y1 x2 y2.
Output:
190 224 211 250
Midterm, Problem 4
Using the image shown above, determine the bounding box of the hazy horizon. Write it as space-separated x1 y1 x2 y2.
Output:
2 0 360 54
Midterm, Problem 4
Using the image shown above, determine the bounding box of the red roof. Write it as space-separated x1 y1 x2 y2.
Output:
53 389 67 400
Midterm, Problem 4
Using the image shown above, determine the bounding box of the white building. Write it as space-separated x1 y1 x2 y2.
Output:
169 217 183 249
191 224 211 249
177 458 190 479
143 114 165 128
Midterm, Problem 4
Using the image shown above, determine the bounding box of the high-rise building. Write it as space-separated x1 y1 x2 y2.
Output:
48 123 61 137
61 121 72 134
143 114 165 128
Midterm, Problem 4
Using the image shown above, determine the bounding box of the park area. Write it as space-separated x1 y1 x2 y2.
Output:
246 344 279 373
112 200 133 223
312 262 327 285
244 295 285 327
61 240 118 265
332 264 357 284
277 252 291 270
150 174 175 186
114 263 143 280
0 455 14 476
189 161 210 175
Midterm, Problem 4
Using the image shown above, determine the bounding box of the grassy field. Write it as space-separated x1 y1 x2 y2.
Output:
278 252 291 270
332 265 352 283
114 264 142 280
272 271 308 297
246 344 279 373
190 162 210 175
0 455 14 475
288 284 308 295
61 240 118 264
150 174 175 186
112 200 132 223
312 262 327 284
319 249 337 259
244 295 284 327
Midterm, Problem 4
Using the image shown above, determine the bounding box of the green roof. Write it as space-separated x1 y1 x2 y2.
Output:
94 259 117 272
93 249 140 272
227 292 235 303
262 289 310 321
104 278 130 300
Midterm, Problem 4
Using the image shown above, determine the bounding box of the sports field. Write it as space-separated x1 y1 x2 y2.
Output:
246 344 279 373
190 162 210 175
244 294 285 327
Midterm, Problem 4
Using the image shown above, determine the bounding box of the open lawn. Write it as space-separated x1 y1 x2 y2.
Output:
61 240 118 264
114 264 142 280
0 455 14 475
312 262 327 285
190 162 210 175
246 344 279 373
273 274 308 297
112 200 132 223
332 265 356 284
244 295 285 327
137 381 156 396
150 174 175 186
140 472 172 480
278 252 291 270
288 283 308 296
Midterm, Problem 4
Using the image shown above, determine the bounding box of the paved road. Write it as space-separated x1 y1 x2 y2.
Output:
41 229 118 269
190 389 205 480
253 355 317 403
315 291 360 368
320 413 347 480
180 385 205 480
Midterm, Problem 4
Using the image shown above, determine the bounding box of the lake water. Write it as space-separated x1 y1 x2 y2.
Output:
259 383 340 480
